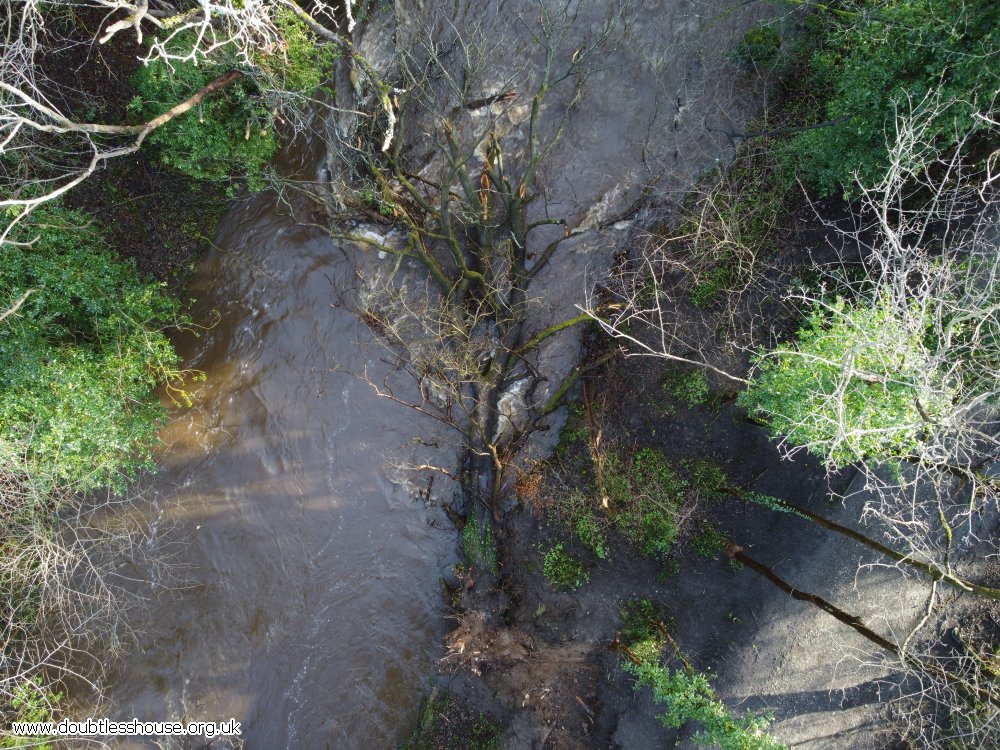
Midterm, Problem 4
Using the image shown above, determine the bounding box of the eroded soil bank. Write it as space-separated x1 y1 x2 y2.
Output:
407 188 1000 750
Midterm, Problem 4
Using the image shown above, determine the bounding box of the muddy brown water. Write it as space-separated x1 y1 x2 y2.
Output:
104 197 455 749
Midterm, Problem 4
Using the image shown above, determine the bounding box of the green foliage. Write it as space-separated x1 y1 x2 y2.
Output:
131 40 276 190
605 448 685 558
555 401 588 459
544 489 608 560
674 145 790 308
738 296 944 468
1 678 61 749
659 558 681 582
360 185 397 218
541 543 589 591
731 23 782 67
620 598 673 647
686 457 729 500
661 369 713 409
461 512 498 575
400 691 448 750
400 691 500 750
0 207 187 492
573 508 608 559
254 11 338 95
132 15 335 190
468 717 503 750
784 0 1000 195
738 491 809 520
624 657 786 750
690 266 737 308
691 523 724 560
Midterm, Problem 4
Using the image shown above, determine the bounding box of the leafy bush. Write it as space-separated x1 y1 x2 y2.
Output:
252 11 338 95
784 0 1000 195
573 509 608 559
624 656 786 750
620 598 673 647
541 543 588 591
1 678 61 749
661 369 712 409
0 207 185 491
131 43 276 190
605 448 686 558
738 296 944 468
131 14 336 190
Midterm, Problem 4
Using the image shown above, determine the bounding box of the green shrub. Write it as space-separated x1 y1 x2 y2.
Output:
737 296 944 468
661 369 712 409
131 43 277 190
1 678 61 749
253 11 338 95
0 207 187 492
573 509 608 559
131 14 336 190
624 657 786 750
686 457 729 500
620 598 673 647
542 543 588 591
691 523 725 560
784 0 1000 195
605 448 686 558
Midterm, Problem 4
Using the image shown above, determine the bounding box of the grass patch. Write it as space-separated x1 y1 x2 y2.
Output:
541 543 589 592
460 506 498 575
400 690 502 750
691 524 725 560
661 369 715 409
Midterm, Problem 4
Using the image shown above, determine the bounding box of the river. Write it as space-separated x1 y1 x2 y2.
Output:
105 198 455 748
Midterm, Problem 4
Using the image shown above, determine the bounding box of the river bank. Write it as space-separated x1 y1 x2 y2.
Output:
403 178 1000 749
